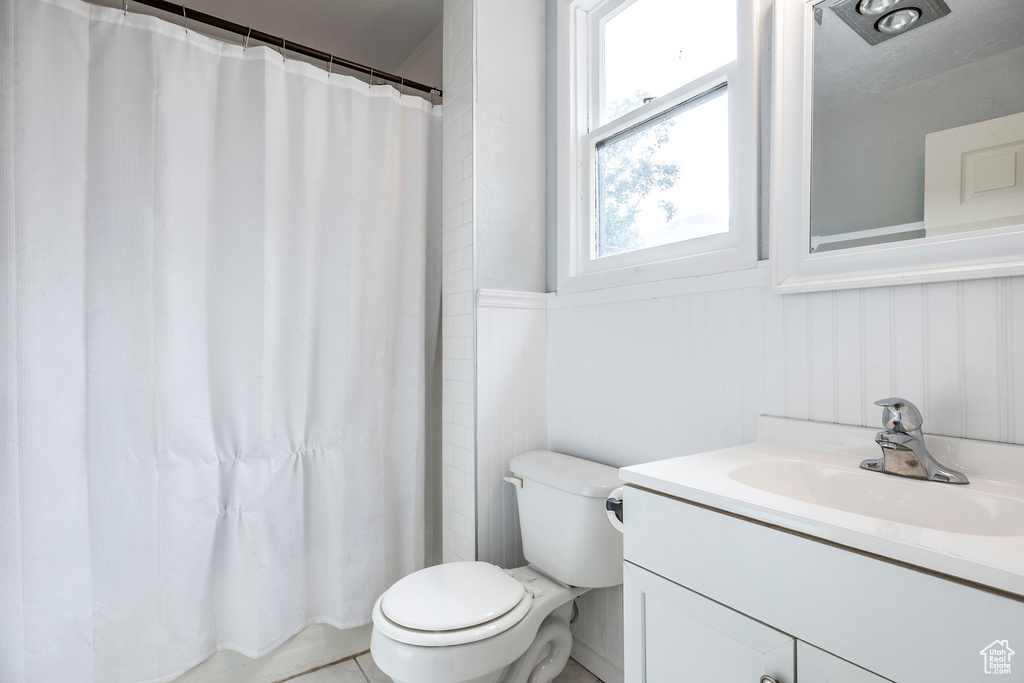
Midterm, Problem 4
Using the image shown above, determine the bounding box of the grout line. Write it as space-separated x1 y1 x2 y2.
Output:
957 281 966 437
275 649 371 683
354 655 371 683
806 293 813 421
1008 281 1017 444
858 289 867 427
997 278 1010 443
831 290 839 424
888 287 897 397
922 285 931 429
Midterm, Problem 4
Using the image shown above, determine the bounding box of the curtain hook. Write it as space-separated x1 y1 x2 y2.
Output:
368 67 374 89
243 27 252 51
328 54 333 78
399 76 404 98
123 0 128 17
280 38 287 62
182 6 188 34
430 89 437 107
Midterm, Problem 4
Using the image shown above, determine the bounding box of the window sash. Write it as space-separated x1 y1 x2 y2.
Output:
555 0 759 293
580 67 739 275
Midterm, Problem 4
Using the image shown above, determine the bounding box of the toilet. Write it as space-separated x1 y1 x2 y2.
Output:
370 450 623 683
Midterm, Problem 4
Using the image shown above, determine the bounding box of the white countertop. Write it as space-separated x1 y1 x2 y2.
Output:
619 416 1024 598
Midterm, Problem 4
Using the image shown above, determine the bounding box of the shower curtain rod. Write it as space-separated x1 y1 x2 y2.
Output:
127 0 443 97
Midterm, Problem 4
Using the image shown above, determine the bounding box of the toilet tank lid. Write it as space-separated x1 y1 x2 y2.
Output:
509 450 621 498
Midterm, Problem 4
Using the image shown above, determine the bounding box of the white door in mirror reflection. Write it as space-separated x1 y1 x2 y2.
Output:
924 111 1024 237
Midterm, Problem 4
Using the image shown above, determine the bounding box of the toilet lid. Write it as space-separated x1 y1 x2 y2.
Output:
381 561 527 631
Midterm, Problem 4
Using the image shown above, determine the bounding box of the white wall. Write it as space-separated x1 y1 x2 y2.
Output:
441 0 477 564
545 268 1024 677
442 0 549 565
476 292 548 568
549 269 1024 464
475 0 548 293
398 24 444 92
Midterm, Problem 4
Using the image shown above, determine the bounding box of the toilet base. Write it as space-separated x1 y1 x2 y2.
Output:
377 606 574 683
496 613 573 683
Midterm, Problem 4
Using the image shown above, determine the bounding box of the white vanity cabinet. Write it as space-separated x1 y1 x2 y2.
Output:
797 643 890 683
624 559 886 683
624 562 794 682
621 486 1023 683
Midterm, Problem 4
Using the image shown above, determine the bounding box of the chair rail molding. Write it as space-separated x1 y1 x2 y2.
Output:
477 289 553 309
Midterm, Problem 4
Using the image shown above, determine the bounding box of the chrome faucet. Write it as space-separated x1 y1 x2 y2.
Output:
860 398 969 485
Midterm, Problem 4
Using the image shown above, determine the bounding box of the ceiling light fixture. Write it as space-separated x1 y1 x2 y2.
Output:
876 7 922 33
829 0 950 46
857 0 898 15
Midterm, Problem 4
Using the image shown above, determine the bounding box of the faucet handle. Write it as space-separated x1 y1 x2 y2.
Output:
874 397 923 435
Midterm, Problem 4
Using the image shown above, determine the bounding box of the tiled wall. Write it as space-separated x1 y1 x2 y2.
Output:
441 0 476 564
476 292 548 569
546 269 1024 678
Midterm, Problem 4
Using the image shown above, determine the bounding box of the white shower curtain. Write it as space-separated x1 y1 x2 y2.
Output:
0 0 441 680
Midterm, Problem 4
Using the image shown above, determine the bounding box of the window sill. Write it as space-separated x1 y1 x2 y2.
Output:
549 259 770 309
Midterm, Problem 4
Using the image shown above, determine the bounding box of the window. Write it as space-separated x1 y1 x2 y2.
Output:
556 0 759 291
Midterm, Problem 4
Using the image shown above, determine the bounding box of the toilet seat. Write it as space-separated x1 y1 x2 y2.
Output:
373 562 535 647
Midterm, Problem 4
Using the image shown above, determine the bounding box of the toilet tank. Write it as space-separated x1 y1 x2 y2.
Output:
509 450 623 588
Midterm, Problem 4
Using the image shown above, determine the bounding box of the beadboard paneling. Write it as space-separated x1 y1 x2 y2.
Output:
547 274 1024 673
550 277 1024 467
476 292 548 569
570 584 624 683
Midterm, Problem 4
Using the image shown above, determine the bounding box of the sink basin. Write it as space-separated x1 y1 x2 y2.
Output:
618 416 1024 599
729 459 1024 537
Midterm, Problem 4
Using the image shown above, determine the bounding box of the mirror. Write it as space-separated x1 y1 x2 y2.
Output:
771 0 1024 291
810 0 1024 253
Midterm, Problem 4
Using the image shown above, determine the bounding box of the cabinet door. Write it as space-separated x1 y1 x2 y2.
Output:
797 642 893 683
624 562 795 683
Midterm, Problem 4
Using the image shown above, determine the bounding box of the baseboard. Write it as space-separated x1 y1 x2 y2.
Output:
173 623 372 683
570 640 624 683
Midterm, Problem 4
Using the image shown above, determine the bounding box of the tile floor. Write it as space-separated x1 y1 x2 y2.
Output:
289 652 601 683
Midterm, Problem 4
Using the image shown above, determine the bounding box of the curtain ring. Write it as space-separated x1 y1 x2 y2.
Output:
182 6 188 34
328 54 333 78
368 67 374 89
243 27 252 51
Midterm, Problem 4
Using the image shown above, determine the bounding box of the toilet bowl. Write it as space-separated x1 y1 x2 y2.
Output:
371 451 623 683
371 564 584 683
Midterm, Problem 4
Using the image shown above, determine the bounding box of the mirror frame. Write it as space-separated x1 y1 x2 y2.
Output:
770 0 1024 293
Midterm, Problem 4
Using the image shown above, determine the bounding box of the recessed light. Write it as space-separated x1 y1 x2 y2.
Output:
877 8 922 33
857 0 898 16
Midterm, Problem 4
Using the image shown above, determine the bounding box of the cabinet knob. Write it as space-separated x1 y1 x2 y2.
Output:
760 677 779 683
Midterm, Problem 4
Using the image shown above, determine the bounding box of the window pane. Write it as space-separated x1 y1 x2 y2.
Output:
595 86 729 259
602 0 736 124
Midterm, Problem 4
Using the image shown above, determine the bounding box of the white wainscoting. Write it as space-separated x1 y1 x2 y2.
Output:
570 584 625 683
547 268 1024 674
476 290 549 569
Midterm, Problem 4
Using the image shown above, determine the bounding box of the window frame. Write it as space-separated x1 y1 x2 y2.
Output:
555 0 761 293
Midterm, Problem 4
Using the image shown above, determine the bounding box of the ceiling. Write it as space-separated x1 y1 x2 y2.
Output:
92 0 442 78
813 0 1024 110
